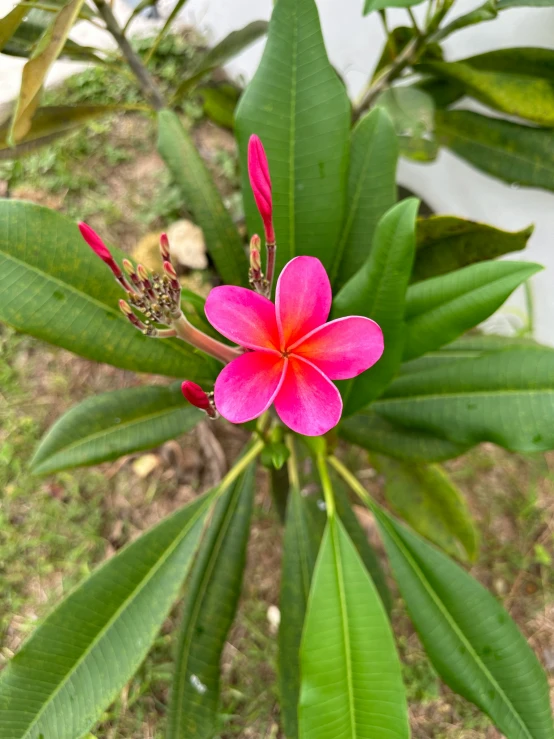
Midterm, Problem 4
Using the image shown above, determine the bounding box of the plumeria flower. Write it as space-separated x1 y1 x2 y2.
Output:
204 256 384 436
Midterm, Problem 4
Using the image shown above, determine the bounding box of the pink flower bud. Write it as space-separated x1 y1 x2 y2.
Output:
247 135 275 243
78 222 121 276
160 233 170 261
181 381 211 412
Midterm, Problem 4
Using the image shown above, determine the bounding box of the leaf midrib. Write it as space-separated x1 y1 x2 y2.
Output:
16 494 212 739
170 479 245 737
288 5 298 261
378 513 534 739
33 404 195 473
0 248 196 363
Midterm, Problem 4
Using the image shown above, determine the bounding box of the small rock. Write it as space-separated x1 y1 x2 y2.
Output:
167 219 208 270
267 605 281 635
132 453 160 479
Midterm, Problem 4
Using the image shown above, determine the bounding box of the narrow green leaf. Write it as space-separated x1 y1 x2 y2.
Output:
167 464 255 738
333 481 392 611
334 198 419 415
340 409 469 462
436 109 554 192
423 52 554 126
376 509 554 739
404 260 542 361
374 346 554 452
31 382 201 475
279 486 326 739
498 0 554 6
197 82 239 131
432 0 497 40
332 107 398 288
10 0 86 143
173 21 268 100
413 214 533 282
299 517 409 739
0 105 125 160
0 1 32 52
157 109 248 287
0 491 215 739
0 200 218 381
235 0 351 278
370 454 478 560
364 0 425 12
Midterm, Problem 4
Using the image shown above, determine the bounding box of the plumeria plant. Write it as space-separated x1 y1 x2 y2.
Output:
2 0 554 737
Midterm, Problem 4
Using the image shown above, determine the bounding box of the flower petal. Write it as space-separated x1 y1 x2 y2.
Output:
275 256 332 348
291 316 384 380
274 356 342 436
214 351 286 424
205 286 280 351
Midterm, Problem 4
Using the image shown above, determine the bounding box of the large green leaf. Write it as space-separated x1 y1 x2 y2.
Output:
374 346 554 452
157 109 248 287
364 0 425 12
279 485 326 739
9 0 86 143
376 510 554 739
436 110 554 192
339 409 469 462
298 516 409 739
370 454 478 561
413 215 533 282
0 105 126 160
0 200 218 381
375 87 438 163
404 260 542 360
0 491 215 739
423 51 554 126
334 198 419 415
235 0 350 278
31 382 201 475
173 21 268 101
331 108 398 288
167 464 255 738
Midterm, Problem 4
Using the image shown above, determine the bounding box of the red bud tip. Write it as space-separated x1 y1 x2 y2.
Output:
247 135 275 243
78 221 122 276
181 381 211 411
119 299 132 315
160 233 170 260
122 259 135 275
137 264 150 281
163 261 177 279
250 248 262 273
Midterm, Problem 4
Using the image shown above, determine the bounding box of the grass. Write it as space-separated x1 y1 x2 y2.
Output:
1 32 553 738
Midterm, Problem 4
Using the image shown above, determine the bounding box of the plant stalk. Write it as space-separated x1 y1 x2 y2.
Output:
171 312 243 364
315 452 336 519
93 0 166 111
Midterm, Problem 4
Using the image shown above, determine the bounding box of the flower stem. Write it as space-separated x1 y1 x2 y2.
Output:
315 452 336 519
171 312 243 364
265 241 276 298
216 438 265 497
328 455 376 514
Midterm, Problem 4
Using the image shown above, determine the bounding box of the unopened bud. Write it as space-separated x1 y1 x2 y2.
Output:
247 135 275 243
181 381 215 417
137 264 150 282
163 261 181 293
160 233 170 261
122 259 135 276
119 299 132 315
119 299 143 329
78 222 122 277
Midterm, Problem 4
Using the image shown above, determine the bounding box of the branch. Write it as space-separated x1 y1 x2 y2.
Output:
93 0 166 111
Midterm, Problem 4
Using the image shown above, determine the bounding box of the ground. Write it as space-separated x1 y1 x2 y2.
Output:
1 34 553 738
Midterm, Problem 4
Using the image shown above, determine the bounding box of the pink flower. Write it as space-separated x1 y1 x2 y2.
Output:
205 256 384 436
248 135 275 243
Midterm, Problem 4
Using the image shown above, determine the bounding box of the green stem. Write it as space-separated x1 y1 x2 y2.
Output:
286 435 301 491
315 453 336 519
328 455 375 514
216 438 264 497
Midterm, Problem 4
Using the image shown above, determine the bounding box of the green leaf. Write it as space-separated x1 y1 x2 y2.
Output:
404 260 542 361
167 463 255 738
333 481 392 611
0 105 124 160
376 509 554 739
415 76 465 108
331 107 398 288
423 51 554 126
436 109 554 192
339 409 469 462
279 486 326 739
235 0 351 278
432 0 497 41
0 199 218 381
9 0 86 143
173 20 268 100
334 198 419 415
374 87 437 163
498 0 554 6
370 454 478 560
413 215 533 282
197 82 239 131
0 491 215 739
31 382 201 475
0 1 32 52
157 109 248 287
298 516 409 739
374 346 554 452
364 0 425 13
